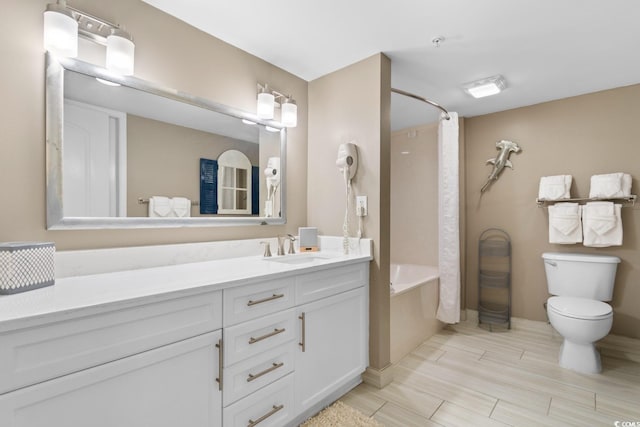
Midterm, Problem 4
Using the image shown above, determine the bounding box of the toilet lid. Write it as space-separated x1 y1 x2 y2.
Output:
548 296 612 320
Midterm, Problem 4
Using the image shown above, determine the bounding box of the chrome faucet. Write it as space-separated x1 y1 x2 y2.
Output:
260 241 272 257
287 234 296 254
277 236 286 256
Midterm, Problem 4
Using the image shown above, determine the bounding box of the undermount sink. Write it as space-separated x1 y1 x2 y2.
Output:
265 254 336 265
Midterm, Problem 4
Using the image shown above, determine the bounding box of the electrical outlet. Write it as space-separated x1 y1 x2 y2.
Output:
356 196 368 217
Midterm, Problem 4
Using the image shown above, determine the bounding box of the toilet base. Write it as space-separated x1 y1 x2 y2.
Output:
558 340 602 374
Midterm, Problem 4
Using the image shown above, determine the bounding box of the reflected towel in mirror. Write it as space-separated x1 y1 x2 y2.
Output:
172 197 192 218
148 196 192 218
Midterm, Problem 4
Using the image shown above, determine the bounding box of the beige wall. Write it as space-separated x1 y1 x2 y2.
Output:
308 54 391 370
0 0 307 250
391 124 439 266
465 84 640 338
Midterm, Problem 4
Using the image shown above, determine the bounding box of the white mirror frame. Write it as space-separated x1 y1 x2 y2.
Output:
45 53 287 229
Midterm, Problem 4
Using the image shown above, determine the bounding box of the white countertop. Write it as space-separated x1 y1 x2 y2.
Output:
0 237 372 332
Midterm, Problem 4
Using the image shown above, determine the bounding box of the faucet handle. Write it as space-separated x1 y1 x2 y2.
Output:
260 241 272 257
287 234 296 254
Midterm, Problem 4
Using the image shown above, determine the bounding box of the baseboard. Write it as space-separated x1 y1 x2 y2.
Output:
361 364 394 389
464 309 555 333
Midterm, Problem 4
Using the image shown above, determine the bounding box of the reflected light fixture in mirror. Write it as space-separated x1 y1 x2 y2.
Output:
43 1 135 76
257 83 298 127
43 1 78 57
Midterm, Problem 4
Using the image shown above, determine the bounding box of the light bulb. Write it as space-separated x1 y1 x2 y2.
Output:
43 3 78 57
257 91 275 120
106 30 135 75
281 98 297 128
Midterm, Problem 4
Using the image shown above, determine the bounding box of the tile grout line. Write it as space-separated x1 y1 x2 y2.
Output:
369 400 387 418
428 399 446 421
488 398 499 418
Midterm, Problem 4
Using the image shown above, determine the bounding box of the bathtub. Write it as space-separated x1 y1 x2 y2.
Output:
390 263 443 364
390 263 439 296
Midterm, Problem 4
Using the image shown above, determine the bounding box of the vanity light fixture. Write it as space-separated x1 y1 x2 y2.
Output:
462 74 507 98
43 1 135 76
256 83 298 127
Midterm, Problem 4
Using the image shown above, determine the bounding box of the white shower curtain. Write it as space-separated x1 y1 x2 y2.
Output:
436 112 460 324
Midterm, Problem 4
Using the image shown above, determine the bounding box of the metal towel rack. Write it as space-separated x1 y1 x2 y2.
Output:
138 197 200 206
536 195 636 208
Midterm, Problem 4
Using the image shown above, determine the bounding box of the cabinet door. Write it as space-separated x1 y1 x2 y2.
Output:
0 331 222 427
294 286 367 414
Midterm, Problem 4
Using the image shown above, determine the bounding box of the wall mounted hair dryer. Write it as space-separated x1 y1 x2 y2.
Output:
264 157 280 217
336 142 359 253
336 142 358 188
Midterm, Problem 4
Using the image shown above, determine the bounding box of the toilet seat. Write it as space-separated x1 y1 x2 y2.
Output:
548 296 612 320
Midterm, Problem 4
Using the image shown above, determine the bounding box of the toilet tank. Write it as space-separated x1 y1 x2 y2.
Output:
542 252 621 301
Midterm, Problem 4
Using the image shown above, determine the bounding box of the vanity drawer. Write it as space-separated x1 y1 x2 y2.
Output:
223 341 295 406
223 373 294 427
224 309 296 366
223 277 295 326
296 262 367 305
0 290 222 394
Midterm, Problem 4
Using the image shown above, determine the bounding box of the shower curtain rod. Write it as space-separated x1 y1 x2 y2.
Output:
391 88 451 120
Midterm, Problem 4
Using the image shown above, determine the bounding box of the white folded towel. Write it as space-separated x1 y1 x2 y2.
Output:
149 196 172 217
582 202 623 247
172 197 192 218
548 203 582 244
589 173 632 198
538 175 572 200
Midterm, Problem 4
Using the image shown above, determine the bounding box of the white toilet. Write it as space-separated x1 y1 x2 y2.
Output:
542 252 621 374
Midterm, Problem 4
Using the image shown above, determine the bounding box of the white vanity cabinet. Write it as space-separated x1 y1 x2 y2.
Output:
0 331 222 427
0 246 371 427
294 264 369 416
220 261 369 427
0 290 224 427
221 277 298 426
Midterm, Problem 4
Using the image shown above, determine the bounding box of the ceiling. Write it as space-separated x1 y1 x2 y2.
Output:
142 0 640 130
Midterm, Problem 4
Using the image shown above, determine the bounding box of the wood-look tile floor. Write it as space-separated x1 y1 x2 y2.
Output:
340 319 640 426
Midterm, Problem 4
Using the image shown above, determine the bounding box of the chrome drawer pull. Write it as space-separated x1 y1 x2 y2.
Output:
248 328 285 344
248 404 284 427
298 312 306 352
247 293 284 307
215 338 223 391
247 362 284 382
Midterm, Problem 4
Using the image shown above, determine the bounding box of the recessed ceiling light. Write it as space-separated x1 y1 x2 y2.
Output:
462 75 507 98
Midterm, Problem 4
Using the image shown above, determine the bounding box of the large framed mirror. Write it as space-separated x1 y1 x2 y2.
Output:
45 53 286 229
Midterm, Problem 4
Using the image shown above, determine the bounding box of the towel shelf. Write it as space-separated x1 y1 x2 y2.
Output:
536 195 636 208
138 198 200 206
